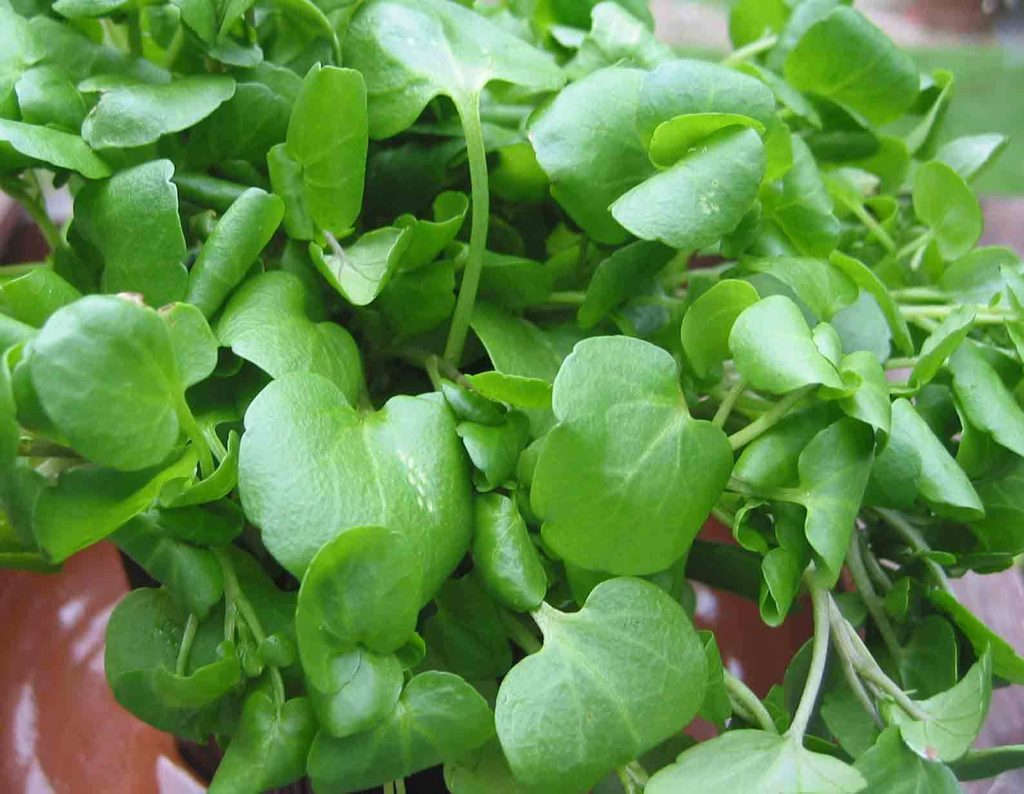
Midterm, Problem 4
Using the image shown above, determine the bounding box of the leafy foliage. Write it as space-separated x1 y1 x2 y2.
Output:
1 1 1021 792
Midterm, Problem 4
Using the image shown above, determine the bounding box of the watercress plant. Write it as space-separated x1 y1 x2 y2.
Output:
1 0 1023 792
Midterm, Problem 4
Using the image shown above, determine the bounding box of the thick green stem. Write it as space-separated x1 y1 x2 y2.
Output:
713 377 746 428
176 399 215 480
895 233 930 262
825 597 882 727
891 287 948 303
846 533 902 664
724 670 776 733
176 614 199 676
721 34 778 66
444 92 489 364
728 385 814 451
786 583 830 742
874 508 953 594
838 195 896 253
501 608 542 655
215 547 286 704
900 304 1014 325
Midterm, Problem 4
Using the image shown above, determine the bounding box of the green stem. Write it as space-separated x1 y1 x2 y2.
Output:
546 290 586 306
713 377 746 428
724 671 776 733
839 195 896 253
616 768 641 794
900 304 1015 325
395 780 406 794
127 8 143 58
846 533 902 664
727 385 814 451
721 34 778 66
874 508 953 594
444 92 489 364
176 399 215 480
826 597 882 727
859 535 893 592
884 356 917 370
501 608 542 655
215 547 286 704
176 614 199 676
891 287 948 303
895 233 930 262
786 583 830 742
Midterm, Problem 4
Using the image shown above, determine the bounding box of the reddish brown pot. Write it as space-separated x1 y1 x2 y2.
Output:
908 0 994 33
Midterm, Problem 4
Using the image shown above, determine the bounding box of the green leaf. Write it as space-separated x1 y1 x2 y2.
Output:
909 306 976 389
791 418 875 585
730 295 844 394
971 461 1024 555
152 501 244 548
566 1 673 80
901 615 958 700
836 351 891 435
854 727 960 793
16 65 86 130
395 191 468 271
472 493 547 613
761 136 840 258
216 271 364 405
745 257 857 321
458 411 531 491
238 373 473 597
888 652 992 762
0 119 109 178
532 337 732 575
729 0 788 48
934 134 1008 183
496 578 706 793
697 631 731 727
869 399 983 520
34 449 198 562
113 512 223 619
306 646 404 739
309 671 494 793
530 67 654 244
53 0 128 17
578 241 674 329
345 0 563 139
82 75 236 149
284 65 367 236
940 247 1021 306
0 267 81 328
784 6 918 125
310 227 411 306
71 160 187 307
296 525 422 689
646 730 865 793
471 302 577 384
423 575 513 680
208 693 316 794
829 251 913 355
649 113 766 168
913 161 983 261
464 372 552 411
949 343 1024 459
444 738 524 794
185 188 285 319
611 127 765 252
928 590 1024 684
105 588 241 741
681 279 760 378
161 302 218 389
29 295 188 471
160 432 240 509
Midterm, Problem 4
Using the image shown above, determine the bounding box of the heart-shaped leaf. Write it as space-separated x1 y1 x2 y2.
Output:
308 671 494 792
208 692 316 794
646 730 866 793
495 578 706 793
238 372 473 597
531 336 733 575
307 647 404 739
216 271 364 406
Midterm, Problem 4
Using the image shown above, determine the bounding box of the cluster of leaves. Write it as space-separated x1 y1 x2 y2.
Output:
2 0 1024 791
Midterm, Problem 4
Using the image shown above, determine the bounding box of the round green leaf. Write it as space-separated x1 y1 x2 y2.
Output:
913 161 983 261
495 578 706 793
649 112 765 168
681 279 760 378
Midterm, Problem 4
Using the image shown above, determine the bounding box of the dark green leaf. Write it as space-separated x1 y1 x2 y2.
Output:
579 241 674 329
949 343 1024 458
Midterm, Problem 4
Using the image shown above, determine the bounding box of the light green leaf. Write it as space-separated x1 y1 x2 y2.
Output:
762 136 839 258
730 295 844 394
0 118 109 178
909 306 976 389
681 279 760 378
531 337 733 575
82 75 236 149
913 161 983 261
729 0 788 48
444 738 523 794
472 493 547 613
345 0 563 139
208 693 316 794
309 671 494 793
471 302 576 383
394 191 468 271
16 65 87 130
853 727 960 794
284 65 367 236
185 188 284 318
928 591 1024 684
0 267 80 328
238 373 473 597
530 67 653 245
934 134 1008 183
836 351 891 435
829 251 913 355
464 372 552 411
646 730 865 793
71 160 187 306
888 652 992 762
612 127 765 252
649 113 765 168
949 343 1024 459
310 227 411 306
784 6 918 125
216 271 364 404
161 302 218 389
496 578 706 793
745 257 856 321
458 411 530 491
29 295 188 471
566 1 673 79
